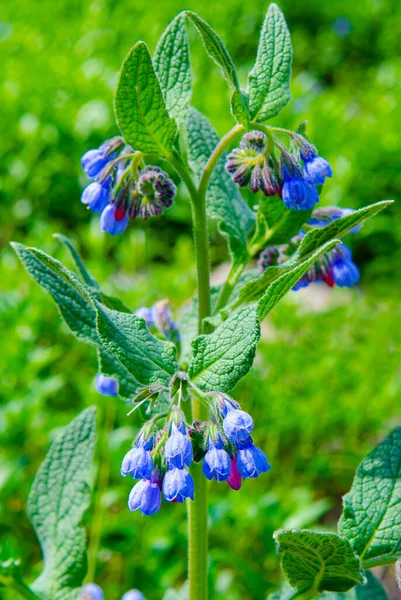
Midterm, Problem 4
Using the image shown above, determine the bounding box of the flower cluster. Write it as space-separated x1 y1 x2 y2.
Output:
120 389 270 516
81 138 176 235
225 130 332 212
257 207 360 290
80 584 144 600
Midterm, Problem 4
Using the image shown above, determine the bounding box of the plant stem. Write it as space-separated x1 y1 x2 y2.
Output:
214 255 249 313
8 582 41 600
87 396 116 582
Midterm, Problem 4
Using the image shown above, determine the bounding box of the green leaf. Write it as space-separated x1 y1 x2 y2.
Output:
114 41 177 155
11 243 139 400
53 233 100 291
28 407 96 600
184 11 248 124
255 194 312 248
154 14 192 124
274 529 365 595
339 427 401 568
247 3 292 122
298 201 393 259
95 303 178 387
185 107 255 260
189 305 260 391
269 572 387 600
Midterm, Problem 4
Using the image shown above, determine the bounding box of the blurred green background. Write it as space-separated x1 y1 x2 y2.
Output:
1 0 400 598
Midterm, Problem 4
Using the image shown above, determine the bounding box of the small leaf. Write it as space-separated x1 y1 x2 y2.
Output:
189 305 260 392
274 529 365 595
339 427 401 567
184 11 248 124
298 200 393 259
185 107 255 260
247 3 292 122
95 303 178 387
154 14 192 124
12 243 139 400
28 408 97 599
320 571 388 599
114 41 177 155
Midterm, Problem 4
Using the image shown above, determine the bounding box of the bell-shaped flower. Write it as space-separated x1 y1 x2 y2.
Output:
162 466 194 503
202 437 231 482
236 439 270 479
223 409 254 443
164 423 193 468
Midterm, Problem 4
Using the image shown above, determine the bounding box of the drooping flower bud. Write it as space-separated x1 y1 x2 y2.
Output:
164 423 193 469
300 146 332 185
81 180 111 213
281 164 319 211
80 584 104 600
99 203 128 235
128 471 162 515
227 458 242 490
223 409 254 443
257 246 285 274
121 445 153 480
162 466 194 502
81 149 110 179
95 374 118 396
121 590 145 600
236 439 270 479
202 437 231 482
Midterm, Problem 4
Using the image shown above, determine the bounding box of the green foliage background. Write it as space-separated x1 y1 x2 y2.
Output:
0 0 400 598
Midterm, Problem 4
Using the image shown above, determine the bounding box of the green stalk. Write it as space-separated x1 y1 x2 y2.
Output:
87 396 116 582
7 582 41 600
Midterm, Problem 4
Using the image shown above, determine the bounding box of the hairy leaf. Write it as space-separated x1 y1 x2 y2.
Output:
269 571 387 599
339 427 401 567
247 3 292 122
298 200 393 259
189 305 260 391
53 233 100 291
28 408 96 600
154 14 192 124
115 41 177 155
95 303 178 387
185 107 255 260
184 12 248 124
274 529 365 595
12 243 140 399
255 194 312 247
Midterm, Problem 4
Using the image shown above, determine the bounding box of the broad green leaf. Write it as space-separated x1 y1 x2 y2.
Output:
298 200 393 259
28 408 96 600
95 303 178 387
185 107 255 260
189 305 260 391
269 572 387 600
247 3 292 122
11 243 139 399
154 14 192 124
114 41 177 155
257 239 339 321
339 427 401 567
274 529 365 595
184 11 248 124
255 194 312 248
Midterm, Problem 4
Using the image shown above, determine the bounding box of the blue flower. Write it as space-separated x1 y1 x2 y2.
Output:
121 590 145 600
309 207 361 233
81 180 111 213
135 307 154 327
301 152 333 185
95 374 118 396
162 466 194 502
223 409 254 443
236 439 270 479
282 166 319 211
202 438 231 482
128 476 161 515
121 446 153 480
332 246 360 287
164 423 193 468
81 149 109 179
100 204 128 235
80 584 104 600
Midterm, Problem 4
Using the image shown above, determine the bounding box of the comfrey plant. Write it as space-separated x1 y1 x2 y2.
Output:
5 4 399 600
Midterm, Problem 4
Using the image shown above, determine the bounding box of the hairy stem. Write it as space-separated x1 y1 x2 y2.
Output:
87 396 116 582
214 255 249 313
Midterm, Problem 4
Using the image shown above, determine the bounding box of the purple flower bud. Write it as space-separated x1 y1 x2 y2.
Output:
240 131 267 152
135 167 176 218
80 583 104 600
257 246 284 273
227 458 242 491
121 590 145 600
301 151 333 185
128 475 161 515
260 160 279 197
81 149 109 179
236 439 270 479
223 409 254 443
282 165 319 211
95 374 118 396
81 180 111 213
165 423 193 468
162 466 194 502
202 438 231 482
121 447 153 480
100 204 128 235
